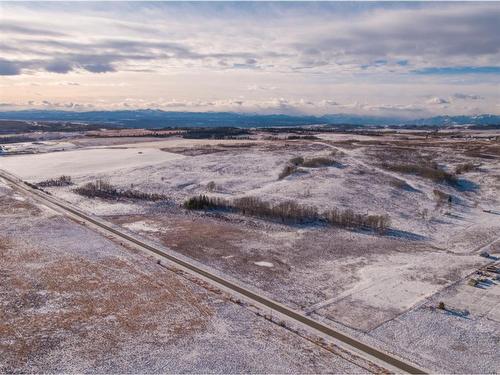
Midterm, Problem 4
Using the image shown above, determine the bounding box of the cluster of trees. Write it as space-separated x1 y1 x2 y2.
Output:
36 175 73 187
381 162 457 184
183 195 391 233
302 157 339 168
183 195 228 210
0 136 33 144
278 155 339 180
74 179 169 201
324 208 390 233
87 131 180 139
286 135 319 140
183 127 250 139
233 197 319 223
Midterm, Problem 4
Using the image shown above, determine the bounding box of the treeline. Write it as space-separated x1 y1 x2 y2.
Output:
324 208 390 233
278 155 339 180
0 120 115 134
87 132 180 139
381 162 457 184
0 136 34 144
183 127 250 139
36 175 73 187
286 135 319 140
183 195 390 233
74 180 169 201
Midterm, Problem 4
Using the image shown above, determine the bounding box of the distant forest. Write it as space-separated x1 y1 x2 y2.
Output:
0 110 499 130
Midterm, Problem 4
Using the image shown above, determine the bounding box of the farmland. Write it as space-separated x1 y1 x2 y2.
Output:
1 126 499 373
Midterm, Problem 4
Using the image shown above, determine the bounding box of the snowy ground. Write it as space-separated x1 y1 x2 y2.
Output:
1 128 499 372
0 178 366 373
1 146 184 180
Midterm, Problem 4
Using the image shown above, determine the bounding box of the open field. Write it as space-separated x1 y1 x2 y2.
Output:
0 177 369 373
1 127 500 372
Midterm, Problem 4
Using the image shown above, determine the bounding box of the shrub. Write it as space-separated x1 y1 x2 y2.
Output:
286 135 319 140
206 181 216 192
36 175 73 187
455 162 477 174
278 164 298 180
330 149 345 157
468 279 478 287
433 189 452 206
438 301 446 310
74 179 169 201
302 157 337 168
183 195 227 210
381 162 457 184
289 156 305 166
389 178 410 190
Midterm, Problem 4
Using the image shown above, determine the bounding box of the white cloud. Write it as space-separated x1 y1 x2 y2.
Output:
426 97 450 105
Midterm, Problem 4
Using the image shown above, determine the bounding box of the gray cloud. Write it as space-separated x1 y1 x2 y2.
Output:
453 93 484 100
0 23 67 37
1 36 262 75
81 63 115 73
292 5 500 70
3 3 498 76
45 59 74 74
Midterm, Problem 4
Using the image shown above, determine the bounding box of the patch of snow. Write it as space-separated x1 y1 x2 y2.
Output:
254 261 274 268
122 220 162 233
1 147 185 181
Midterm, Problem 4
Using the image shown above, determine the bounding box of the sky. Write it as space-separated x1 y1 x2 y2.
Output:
0 1 499 118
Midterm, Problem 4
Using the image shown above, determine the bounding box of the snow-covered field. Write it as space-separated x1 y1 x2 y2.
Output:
2 128 500 372
0 179 366 373
1 146 184 180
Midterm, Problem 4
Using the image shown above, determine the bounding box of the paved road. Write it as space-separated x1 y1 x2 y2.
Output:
0 169 427 374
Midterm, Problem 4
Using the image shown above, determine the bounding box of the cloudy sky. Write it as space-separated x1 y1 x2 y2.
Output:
1 1 499 118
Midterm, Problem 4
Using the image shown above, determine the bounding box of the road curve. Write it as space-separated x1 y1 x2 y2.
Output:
0 169 426 374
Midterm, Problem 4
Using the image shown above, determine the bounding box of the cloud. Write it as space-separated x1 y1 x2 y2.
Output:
0 23 67 37
82 63 115 73
453 93 484 100
45 59 74 74
247 84 277 91
426 97 450 105
22 100 95 109
413 66 500 75
2 3 499 77
0 35 261 75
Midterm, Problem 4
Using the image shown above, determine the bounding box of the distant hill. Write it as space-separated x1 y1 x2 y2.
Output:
0 110 498 128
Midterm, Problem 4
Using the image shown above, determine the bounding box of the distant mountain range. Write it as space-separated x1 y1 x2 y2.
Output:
0 109 499 128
